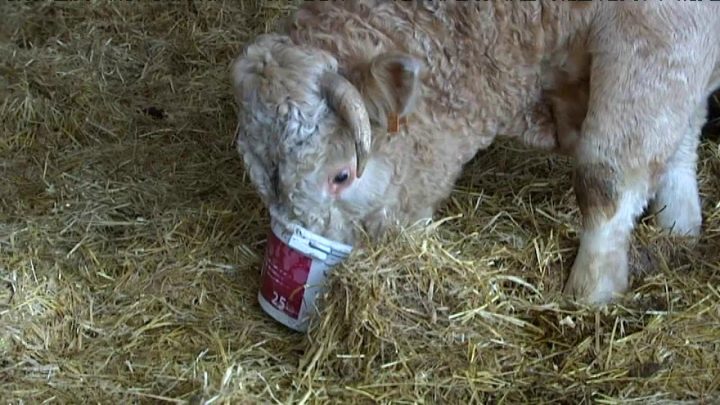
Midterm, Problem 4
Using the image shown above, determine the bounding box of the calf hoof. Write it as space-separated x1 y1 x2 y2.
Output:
563 250 629 304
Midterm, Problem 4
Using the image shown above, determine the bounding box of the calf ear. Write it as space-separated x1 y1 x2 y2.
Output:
366 52 424 119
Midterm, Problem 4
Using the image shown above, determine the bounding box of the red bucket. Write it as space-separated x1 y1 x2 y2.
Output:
257 216 352 332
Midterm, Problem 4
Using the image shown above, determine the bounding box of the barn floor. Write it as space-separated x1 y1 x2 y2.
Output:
2 2 720 403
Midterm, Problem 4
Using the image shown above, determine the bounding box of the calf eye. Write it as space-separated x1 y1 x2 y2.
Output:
333 169 350 184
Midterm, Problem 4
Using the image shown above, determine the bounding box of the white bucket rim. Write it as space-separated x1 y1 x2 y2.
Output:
270 215 353 261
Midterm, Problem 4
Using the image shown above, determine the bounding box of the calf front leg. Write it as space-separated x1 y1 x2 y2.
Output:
564 163 653 303
649 111 704 237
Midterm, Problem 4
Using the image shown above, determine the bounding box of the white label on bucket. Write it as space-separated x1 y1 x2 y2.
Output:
288 229 328 262
288 227 353 264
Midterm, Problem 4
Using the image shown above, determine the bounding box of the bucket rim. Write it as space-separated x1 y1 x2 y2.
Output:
269 215 354 257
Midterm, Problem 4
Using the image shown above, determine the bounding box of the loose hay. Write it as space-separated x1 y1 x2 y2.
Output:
1 1 720 403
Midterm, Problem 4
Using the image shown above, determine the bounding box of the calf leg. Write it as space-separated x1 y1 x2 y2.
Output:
561 31 713 303
564 164 653 303
649 111 704 237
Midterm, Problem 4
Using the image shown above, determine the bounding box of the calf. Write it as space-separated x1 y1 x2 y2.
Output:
231 1 720 303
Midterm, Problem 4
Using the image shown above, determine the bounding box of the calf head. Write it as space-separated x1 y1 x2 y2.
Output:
231 34 424 244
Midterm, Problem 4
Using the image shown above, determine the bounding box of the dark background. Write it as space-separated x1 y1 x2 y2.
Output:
703 89 720 140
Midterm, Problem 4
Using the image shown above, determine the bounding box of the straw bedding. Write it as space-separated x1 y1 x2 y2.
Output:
2 1 720 403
